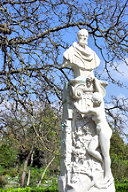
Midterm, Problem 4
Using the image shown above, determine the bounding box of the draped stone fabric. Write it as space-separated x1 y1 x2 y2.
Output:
63 42 100 71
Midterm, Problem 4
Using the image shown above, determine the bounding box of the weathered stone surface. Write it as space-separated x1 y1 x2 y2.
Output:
59 29 115 192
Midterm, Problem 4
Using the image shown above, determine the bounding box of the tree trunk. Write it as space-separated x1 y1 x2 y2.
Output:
20 149 33 187
37 156 55 187
27 150 34 186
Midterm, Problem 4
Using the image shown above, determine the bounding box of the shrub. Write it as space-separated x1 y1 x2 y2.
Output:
1 183 128 192
0 186 58 192
115 183 128 192
0 142 18 168
31 186 58 192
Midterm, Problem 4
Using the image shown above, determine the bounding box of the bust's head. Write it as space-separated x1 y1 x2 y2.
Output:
77 29 88 48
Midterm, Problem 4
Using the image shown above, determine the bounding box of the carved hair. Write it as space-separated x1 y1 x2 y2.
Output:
77 29 88 37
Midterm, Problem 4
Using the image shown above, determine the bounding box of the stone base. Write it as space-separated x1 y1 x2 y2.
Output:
58 173 115 192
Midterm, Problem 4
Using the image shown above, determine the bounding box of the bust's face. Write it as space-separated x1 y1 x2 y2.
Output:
78 31 88 47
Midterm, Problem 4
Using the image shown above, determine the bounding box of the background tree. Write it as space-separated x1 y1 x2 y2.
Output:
110 132 128 182
0 138 18 168
0 101 61 187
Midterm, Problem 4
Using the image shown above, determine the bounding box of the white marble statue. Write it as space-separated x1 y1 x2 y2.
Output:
58 29 115 192
63 29 100 78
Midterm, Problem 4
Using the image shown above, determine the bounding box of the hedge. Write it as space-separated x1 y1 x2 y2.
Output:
0 183 128 192
0 188 56 192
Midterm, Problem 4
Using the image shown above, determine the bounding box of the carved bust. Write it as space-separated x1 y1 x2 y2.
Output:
63 29 100 78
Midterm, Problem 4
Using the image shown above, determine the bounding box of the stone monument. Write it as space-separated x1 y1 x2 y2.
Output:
58 29 115 192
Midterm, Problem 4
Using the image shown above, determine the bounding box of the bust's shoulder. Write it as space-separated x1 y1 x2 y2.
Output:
63 43 76 58
72 42 78 47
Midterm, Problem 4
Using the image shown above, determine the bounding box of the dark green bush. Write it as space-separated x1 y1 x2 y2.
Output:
115 183 128 192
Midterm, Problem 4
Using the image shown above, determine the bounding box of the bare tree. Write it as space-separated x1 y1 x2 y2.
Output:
105 96 128 137
0 1 127 134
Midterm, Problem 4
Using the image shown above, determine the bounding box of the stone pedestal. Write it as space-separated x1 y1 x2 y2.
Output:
58 29 115 192
58 78 115 192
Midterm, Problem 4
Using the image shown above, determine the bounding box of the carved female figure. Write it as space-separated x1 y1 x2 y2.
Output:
74 78 112 183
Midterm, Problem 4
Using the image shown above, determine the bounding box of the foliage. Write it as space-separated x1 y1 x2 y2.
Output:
0 165 4 175
110 132 126 157
110 132 128 182
0 186 58 192
115 182 128 192
25 167 50 187
0 102 61 188
1 183 128 192
111 155 128 182
0 103 61 158
0 142 18 168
